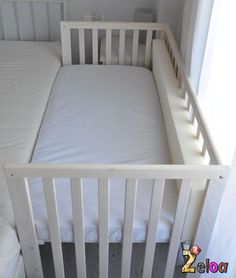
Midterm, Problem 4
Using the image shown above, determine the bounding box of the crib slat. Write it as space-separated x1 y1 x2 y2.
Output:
99 178 110 278
6 177 43 277
145 30 153 68
0 2 6 40
196 125 201 140
71 178 87 278
13 2 22 41
187 97 191 112
92 29 98 64
119 29 125 65
47 3 52 41
143 179 165 278
61 24 71 65
62 0 67 20
121 178 137 278
30 3 38 41
43 178 65 278
132 29 139 66
194 178 227 266
191 110 195 125
202 142 207 157
181 88 186 99
188 105 193 123
79 29 85 64
105 29 112 65
164 179 191 278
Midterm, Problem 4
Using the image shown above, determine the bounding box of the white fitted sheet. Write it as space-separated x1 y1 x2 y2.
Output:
31 65 178 242
0 40 61 276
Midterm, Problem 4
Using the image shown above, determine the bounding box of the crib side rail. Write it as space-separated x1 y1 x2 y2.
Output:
4 163 229 278
60 21 222 167
163 25 221 166
0 0 67 41
60 21 166 67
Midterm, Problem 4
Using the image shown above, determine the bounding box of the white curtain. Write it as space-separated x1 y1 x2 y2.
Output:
198 0 236 275
198 0 236 164
181 0 236 275
181 0 214 90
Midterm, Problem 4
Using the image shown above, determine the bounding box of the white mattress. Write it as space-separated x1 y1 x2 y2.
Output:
31 65 178 242
0 40 61 277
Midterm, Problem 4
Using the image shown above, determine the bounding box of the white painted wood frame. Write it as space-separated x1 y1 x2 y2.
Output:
163 25 221 165
0 0 67 41
4 164 229 278
61 21 167 67
60 21 223 167
3 21 230 278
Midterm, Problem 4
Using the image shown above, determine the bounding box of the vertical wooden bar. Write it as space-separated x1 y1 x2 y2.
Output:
145 30 153 68
0 2 6 40
61 23 72 65
175 63 178 77
92 29 98 64
43 178 65 278
30 2 37 41
62 0 67 20
99 178 110 278
160 30 165 40
196 124 201 140
6 177 43 278
187 177 227 278
187 97 191 112
79 29 85 64
191 110 195 125
132 29 139 66
143 179 165 278
119 29 125 65
188 105 194 123
71 178 87 278
202 142 207 157
177 71 182 89
105 29 112 65
121 179 137 278
164 179 191 278
47 2 52 41
181 87 186 99
13 2 22 41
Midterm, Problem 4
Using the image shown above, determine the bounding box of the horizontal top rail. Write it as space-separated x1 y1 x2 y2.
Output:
60 21 167 31
4 164 230 180
164 25 222 165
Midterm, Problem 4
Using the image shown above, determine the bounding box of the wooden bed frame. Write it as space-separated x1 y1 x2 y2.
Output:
0 0 67 41
0 1 65 278
3 21 229 278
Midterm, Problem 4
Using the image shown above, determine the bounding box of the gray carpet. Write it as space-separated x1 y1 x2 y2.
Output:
40 243 186 277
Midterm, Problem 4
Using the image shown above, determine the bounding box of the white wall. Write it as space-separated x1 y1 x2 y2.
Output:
0 0 157 41
0 0 185 44
68 0 156 21
156 0 184 43
68 0 185 42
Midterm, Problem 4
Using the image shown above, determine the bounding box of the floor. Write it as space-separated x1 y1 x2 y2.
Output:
40 243 186 278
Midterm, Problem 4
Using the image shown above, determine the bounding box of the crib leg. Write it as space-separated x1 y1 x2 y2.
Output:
186 177 227 278
6 176 43 278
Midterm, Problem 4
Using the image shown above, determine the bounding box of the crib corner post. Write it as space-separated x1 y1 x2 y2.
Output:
60 22 72 65
4 168 44 278
186 174 228 278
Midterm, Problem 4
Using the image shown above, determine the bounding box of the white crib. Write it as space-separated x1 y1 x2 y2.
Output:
3 21 229 278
